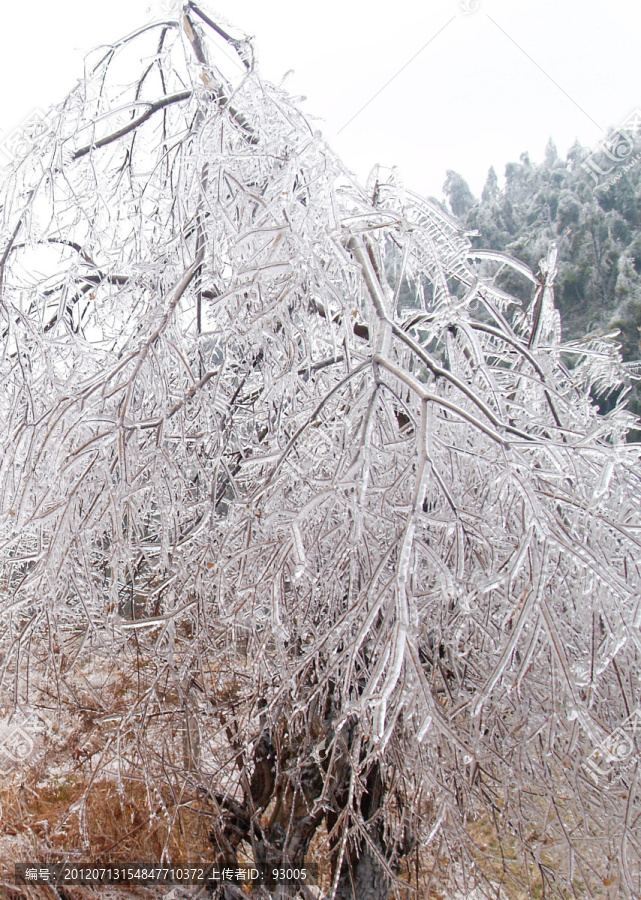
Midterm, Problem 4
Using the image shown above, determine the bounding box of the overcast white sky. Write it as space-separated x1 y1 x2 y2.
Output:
0 0 639 201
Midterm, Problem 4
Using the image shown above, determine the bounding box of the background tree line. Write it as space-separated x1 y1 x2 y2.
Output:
442 137 641 431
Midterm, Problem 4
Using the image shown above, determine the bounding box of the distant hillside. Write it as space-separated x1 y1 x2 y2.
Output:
442 138 641 427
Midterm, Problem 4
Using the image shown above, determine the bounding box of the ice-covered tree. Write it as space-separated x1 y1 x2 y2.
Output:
0 5 640 898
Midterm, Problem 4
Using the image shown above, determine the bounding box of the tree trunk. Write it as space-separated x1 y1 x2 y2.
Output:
330 763 395 900
333 847 391 900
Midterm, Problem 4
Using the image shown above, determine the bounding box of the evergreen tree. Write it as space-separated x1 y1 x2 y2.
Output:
443 169 475 218
446 137 641 431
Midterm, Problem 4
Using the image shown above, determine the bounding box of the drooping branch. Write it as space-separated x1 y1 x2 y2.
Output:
72 90 193 159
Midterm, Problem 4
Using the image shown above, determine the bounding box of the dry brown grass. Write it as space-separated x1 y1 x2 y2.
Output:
0 770 217 898
0 638 220 898
1 642 614 900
